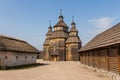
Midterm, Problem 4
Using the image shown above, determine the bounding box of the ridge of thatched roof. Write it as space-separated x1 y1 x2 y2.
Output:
79 23 120 52
0 35 39 53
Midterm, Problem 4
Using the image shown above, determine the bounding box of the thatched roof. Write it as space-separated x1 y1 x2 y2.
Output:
54 20 68 28
51 31 68 39
79 23 120 52
0 35 39 53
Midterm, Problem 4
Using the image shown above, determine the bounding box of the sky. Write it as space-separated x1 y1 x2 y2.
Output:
0 0 120 50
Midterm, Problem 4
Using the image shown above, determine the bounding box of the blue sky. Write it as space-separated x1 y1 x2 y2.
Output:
0 0 120 50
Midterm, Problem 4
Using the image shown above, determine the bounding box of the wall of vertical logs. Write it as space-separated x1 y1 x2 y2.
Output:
79 44 120 74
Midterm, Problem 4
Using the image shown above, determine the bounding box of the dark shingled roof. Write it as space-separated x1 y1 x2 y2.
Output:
70 27 78 32
46 30 52 35
46 27 52 36
0 35 39 53
43 39 49 46
66 25 81 43
43 27 52 46
54 20 68 28
70 23 78 32
79 23 120 52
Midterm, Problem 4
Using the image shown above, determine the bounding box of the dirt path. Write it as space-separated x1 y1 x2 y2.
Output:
0 60 111 80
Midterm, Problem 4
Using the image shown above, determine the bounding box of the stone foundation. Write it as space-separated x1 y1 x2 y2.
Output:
80 63 120 80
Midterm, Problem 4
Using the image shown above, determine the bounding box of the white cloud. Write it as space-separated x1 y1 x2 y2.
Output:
89 17 117 34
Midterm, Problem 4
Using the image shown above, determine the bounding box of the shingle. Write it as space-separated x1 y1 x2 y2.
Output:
51 31 68 39
54 20 68 28
66 37 81 43
79 23 120 51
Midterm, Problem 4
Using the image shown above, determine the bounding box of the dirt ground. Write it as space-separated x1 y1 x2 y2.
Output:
0 59 111 80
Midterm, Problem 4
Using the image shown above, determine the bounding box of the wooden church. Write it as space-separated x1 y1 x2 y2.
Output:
43 12 82 61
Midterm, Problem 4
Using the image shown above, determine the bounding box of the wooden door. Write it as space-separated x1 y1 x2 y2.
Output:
54 56 57 61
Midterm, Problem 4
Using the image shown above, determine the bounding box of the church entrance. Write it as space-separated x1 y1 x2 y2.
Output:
51 55 59 61
50 50 59 61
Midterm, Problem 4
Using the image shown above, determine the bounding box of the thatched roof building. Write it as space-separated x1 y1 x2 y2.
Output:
0 34 39 69
0 35 39 53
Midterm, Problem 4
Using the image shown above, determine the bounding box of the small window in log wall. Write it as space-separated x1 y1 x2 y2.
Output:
5 56 7 59
25 56 27 59
16 56 18 59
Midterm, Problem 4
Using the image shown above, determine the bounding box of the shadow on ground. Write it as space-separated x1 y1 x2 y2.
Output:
0 63 50 70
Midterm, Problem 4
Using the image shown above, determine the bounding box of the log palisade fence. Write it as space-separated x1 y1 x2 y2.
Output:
79 23 120 79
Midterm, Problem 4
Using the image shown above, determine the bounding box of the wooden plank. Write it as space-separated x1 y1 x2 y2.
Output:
99 48 108 71
89 51 93 67
108 46 119 74
94 50 100 69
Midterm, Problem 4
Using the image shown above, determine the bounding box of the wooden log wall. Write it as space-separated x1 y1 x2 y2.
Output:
80 53 83 64
89 51 93 67
99 48 108 71
85 52 89 66
79 44 120 74
82 53 86 65
93 50 100 69
108 46 119 74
